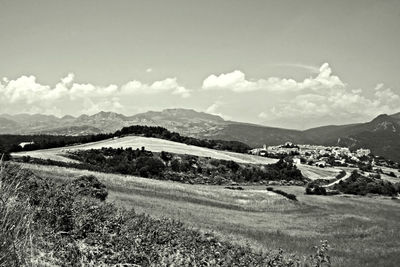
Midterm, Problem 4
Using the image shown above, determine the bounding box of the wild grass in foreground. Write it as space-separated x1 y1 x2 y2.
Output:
19 162 400 266
0 161 330 266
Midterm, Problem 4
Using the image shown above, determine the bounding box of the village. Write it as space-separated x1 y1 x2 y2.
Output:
249 142 381 168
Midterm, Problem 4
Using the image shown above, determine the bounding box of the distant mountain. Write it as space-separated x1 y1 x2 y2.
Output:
1 109 400 162
0 117 20 132
130 109 227 136
0 108 227 136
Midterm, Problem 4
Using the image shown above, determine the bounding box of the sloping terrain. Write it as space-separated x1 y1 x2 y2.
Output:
2 108 400 161
0 109 228 136
11 136 278 165
11 135 342 181
19 162 400 267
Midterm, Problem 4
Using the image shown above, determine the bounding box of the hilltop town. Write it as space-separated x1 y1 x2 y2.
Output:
250 142 398 170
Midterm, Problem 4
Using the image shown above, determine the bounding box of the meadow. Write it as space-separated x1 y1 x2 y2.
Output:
21 163 400 267
12 136 278 164
12 135 343 181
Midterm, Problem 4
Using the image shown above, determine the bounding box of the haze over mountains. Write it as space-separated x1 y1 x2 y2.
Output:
1 108 400 162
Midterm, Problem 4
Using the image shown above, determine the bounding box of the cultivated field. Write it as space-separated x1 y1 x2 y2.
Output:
12 135 345 181
20 163 400 267
12 136 278 164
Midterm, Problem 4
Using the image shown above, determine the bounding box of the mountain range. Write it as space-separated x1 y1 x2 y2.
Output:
1 109 400 162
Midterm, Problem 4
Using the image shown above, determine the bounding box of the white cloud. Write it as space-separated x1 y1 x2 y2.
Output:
121 77 190 98
146 68 153 73
205 101 231 120
262 83 400 128
258 112 268 119
202 63 344 92
61 73 74 85
206 101 222 114
0 73 190 115
273 63 320 73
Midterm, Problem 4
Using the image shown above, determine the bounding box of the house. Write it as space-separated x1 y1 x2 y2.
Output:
292 157 301 165
315 161 326 168
19 142 34 148
356 148 371 157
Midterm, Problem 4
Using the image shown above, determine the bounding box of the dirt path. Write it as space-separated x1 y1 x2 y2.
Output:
323 170 351 187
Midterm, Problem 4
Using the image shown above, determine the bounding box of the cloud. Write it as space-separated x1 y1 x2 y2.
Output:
258 112 268 119
205 101 231 120
61 73 74 84
202 63 344 92
121 77 190 98
146 68 153 73
261 83 400 128
0 73 190 116
272 63 320 73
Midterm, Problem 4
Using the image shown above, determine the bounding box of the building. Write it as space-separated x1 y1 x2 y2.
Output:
292 157 301 165
356 148 371 157
19 142 34 148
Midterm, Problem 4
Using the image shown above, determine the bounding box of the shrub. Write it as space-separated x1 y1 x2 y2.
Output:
305 184 327 195
67 175 108 201
334 171 399 196
266 187 298 201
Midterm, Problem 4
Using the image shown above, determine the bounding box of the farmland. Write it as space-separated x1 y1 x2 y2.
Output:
11 135 343 181
12 136 278 165
20 162 400 267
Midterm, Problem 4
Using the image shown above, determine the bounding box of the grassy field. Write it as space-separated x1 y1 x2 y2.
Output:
12 136 278 164
20 163 400 267
12 135 344 181
297 164 341 180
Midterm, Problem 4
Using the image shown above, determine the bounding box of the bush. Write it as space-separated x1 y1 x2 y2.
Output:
67 175 108 201
334 171 399 196
266 187 298 201
305 184 327 195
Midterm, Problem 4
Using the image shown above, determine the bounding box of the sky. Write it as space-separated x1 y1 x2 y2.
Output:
1 0 400 129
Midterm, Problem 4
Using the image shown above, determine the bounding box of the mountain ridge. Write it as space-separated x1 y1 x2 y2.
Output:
1 108 400 162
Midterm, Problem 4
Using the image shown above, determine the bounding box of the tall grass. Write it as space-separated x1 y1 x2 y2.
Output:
0 160 334 266
0 155 34 266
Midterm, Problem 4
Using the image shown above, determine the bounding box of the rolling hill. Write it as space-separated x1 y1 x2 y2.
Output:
11 135 278 165
2 108 400 162
12 135 341 180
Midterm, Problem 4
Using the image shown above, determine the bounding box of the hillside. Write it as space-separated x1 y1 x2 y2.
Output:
2 108 400 162
11 135 278 165
11 135 341 181
0 108 227 136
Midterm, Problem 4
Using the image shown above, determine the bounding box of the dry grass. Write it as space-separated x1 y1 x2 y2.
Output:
12 136 278 165
297 165 341 180
19 162 400 267
0 160 34 266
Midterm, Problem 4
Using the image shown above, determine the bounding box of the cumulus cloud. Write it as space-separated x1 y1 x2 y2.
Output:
205 101 231 120
201 62 399 128
0 74 190 116
261 83 400 129
202 63 344 92
121 77 190 98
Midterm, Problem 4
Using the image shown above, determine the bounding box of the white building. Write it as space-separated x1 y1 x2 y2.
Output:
19 142 34 148
356 148 371 157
